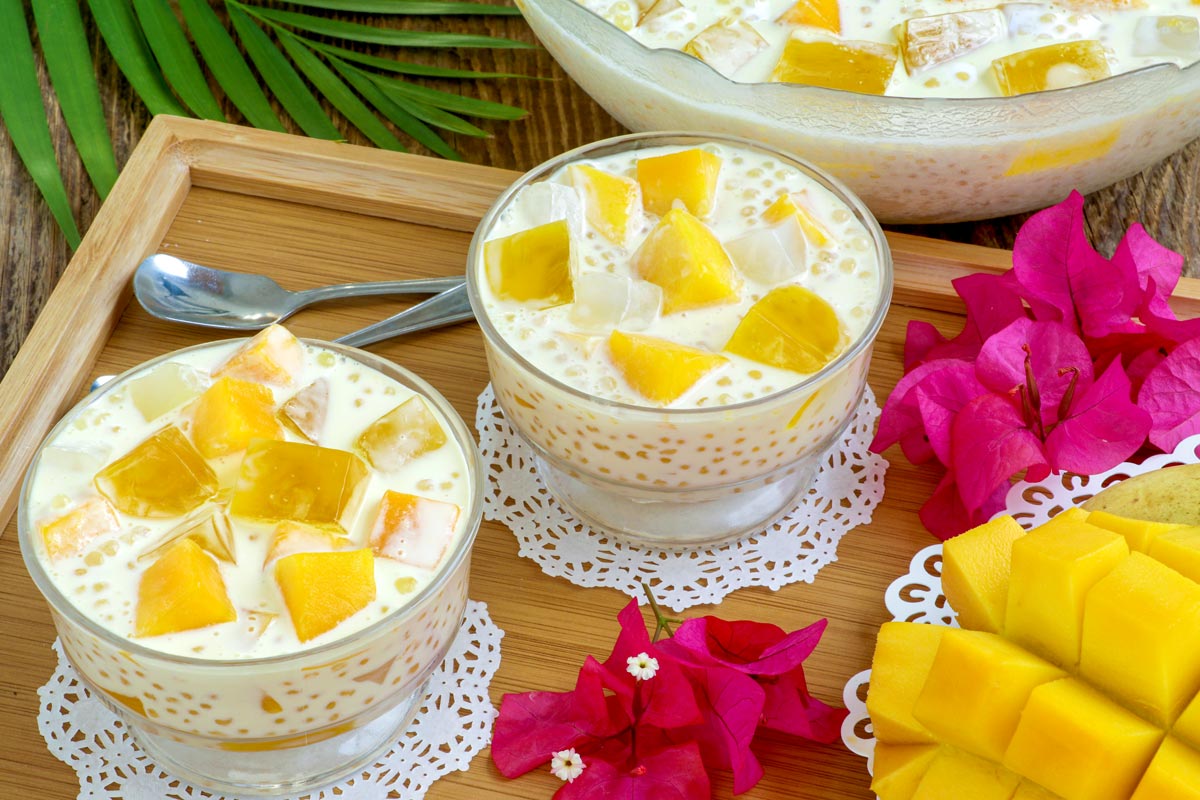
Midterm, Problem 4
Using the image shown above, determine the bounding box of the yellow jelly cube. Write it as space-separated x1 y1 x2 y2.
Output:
275 548 376 642
135 539 236 637
140 507 236 564
776 0 840 33
632 207 741 313
608 330 729 405
1079 552 1200 727
1003 678 1163 800
568 164 641 248
899 9 1006 72
369 491 461 569
866 622 946 744
38 496 121 562
356 395 448 472
483 219 574 308
763 193 833 248
190 376 283 459
912 748 1022 800
1130 737 1200 800
991 41 1111 97
1088 509 1185 553
1005 517 1128 668
1148 526 1200 582
913 629 1066 762
942 515 1026 633
279 377 329 444
636 148 722 218
95 425 219 518
771 33 898 95
216 324 304 387
127 362 208 421
724 285 844 375
683 19 768 78
263 521 349 566
1012 782 1063 800
230 439 369 533
871 743 940 800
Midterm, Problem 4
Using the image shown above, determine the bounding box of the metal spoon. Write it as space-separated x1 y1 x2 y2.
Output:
134 253 465 330
335 283 474 348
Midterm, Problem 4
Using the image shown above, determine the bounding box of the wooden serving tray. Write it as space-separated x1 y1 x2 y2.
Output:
3 117 1198 799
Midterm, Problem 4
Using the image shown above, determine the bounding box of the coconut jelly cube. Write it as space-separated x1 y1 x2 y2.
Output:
279 378 329 444
356 395 448 472
369 491 461 569
866 621 945 744
1133 15 1200 57
484 219 575 308
942 515 1026 633
191 376 283 459
1001 3 1100 39
725 285 845 374
568 164 642 248
230 439 369 533
899 9 1006 72
633 208 741 313
216 324 304 387
140 506 236 564
136 539 237 637
1089 509 1185 553
763 193 833 248
511 181 585 236
871 743 939 800
776 0 840 33
683 18 769 78
1130 737 1200 800
95 425 219 518
569 272 662 332
1149 526 1200 582
911 749 1022 800
128 362 209 422
724 219 807 284
770 33 898 95
38 496 121 561
608 330 729 405
276 548 376 643
639 0 696 35
636 148 722 218
263 521 350 566
991 40 1111 96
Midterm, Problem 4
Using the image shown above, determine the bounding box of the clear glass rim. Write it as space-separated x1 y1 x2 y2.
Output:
465 130 894 418
17 337 484 669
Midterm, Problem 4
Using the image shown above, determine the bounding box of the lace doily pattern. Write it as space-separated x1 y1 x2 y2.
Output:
476 383 888 612
37 600 503 800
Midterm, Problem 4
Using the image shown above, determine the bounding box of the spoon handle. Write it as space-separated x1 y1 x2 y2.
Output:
336 284 475 348
293 275 464 306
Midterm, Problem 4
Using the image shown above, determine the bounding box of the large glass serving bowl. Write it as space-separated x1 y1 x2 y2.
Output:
517 0 1200 224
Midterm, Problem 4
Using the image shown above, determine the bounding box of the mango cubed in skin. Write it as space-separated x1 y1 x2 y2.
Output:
991 40 1111 96
278 377 330 444
95 425 219 518
911 747 1022 800
275 548 376 643
1087 509 1185 553
608 330 729 405
770 33 898 95
190 375 284 459
899 9 1006 72
1079 552 1200 727
128 362 208 422
724 285 844 375
635 148 722 218
632 207 741 314
356 395 448 472
140 506 236 564
135 538 237 637
1130 737 1200 800
229 439 369 533
912 629 1066 762
866 621 946 744
775 0 840 33
215 324 305 387
484 219 574 308
1004 516 1127 668
762 193 833 248
1003 678 1163 800
1012 782 1064 800
568 164 642 248
38 496 121 561
1148 526 1200 582
369 491 460 569
871 743 940 800
942 515 1026 633
263 520 350 567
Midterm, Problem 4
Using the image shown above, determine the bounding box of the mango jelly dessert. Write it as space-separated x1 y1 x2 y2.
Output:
871 743 939 800
190 375 284 459
762 193 833 248
941 514 1026 633
483 219 574 308
724 284 845 375
867 621 946 744
683 19 769 79
632 207 742 313
278 377 330 443
1130 737 1200 800
770 34 898 95
127 361 207 422
911 747 1022 800
356 395 448 472
608 330 730 405
635 147 722 218
275 548 377 643
94 425 219 518
263 521 350 566
135 539 237 637
230 439 369 533
568 164 642 248
369 490 461 569
140 506 236 564
991 40 1112 96
1147 526 1200 582
38 496 120 562
775 0 840 34
899 9 1006 73
1087 509 1186 553
216 323 304 387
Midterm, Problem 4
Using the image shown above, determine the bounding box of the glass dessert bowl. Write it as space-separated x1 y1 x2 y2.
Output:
467 131 892 546
18 327 483 795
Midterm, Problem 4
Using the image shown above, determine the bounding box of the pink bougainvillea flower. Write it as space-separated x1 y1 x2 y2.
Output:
919 471 1010 542
1113 222 1187 321
1139 337 1200 451
913 361 989 467
871 358 970 465
555 741 711 800
599 602 702 730
1046 359 1149 474
951 392 1050 512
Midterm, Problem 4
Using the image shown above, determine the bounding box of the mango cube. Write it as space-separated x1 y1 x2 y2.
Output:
636 148 722 218
1012 782 1063 800
991 40 1111 96
683 19 768 78
1130 737 1200 800
871 743 940 800
1148 526 1200 582
1089 509 1185 553
866 621 946 744
356 395 448 472
1175 693 1200 750
770 33 898 95
776 0 840 33
369 491 461 569
128 362 208 421
632 208 741 313
95 426 219 518
899 9 1006 72
724 285 844 374
135 539 236 637
912 748 1022 800
608 330 729 405
483 219 574 308
568 164 641 248
763 193 833 248
279 378 330 443
216 324 304 387
38 496 121 561
942 515 1026 633
190 376 283 459
913 629 1065 762
1079 552 1200 726
140 507 236 564
229 439 369 533
275 548 376 642
1004 517 1127 668
263 521 350 566
1003 678 1163 800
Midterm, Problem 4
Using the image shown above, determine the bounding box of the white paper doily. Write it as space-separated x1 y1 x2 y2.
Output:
476 383 888 612
839 432 1200 778
37 600 503 800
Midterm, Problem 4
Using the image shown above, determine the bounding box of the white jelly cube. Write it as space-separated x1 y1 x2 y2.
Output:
509 182 585 237
1001 3 1100 39
624 280 664 331
569 272 662 332
725 218 807 284
128 362 209 422
640 0 695 34
901 9 1006 71
1133 16 1200 57
580 0 639 30
683 18 769 77
40 443 112 477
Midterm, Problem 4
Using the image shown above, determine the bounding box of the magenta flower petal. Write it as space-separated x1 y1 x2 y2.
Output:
904 320 950 370
918 471 1009 541
554 741 712 800
914 361 989 467
975 318 1093 429
871 358 974 463
600 601 702 730
665 617 827 677
1139 337 1200 451
1114 223 1186 319
952 393 1048 512
682 666 766 794
1045 359 1149 473
759 667 848 743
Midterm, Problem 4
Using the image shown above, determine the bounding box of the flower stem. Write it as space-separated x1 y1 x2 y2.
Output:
639 580 683 641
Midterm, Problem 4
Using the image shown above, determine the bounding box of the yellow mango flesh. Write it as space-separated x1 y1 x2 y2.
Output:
190 376 283 459
763 193 833 248
1013 781 1063 800
608 330 729 405
356 395 448 472
912 748 1022 800
1004 517 1128 668
369 490 460 569
216 324 304 387
1079 552 1200 727
942 515 1026 633
569 164 641 247
871 743 940 800
140 507 236 564
95 425 219 518
867 621 946 744
1084 509 1184 553
632 207 741 313
991 41 1111 96
230 439 369 533
263 521 349 566
275 548 376 642
1003 678 1163 800
1174 692 1200 750
135 539 236 637
770 35 898 95
775 0 840 32
1130 737 1200 800
635 148 722 218
484 219 574 308
724 284 844 374
39 496 120 561
1148 526 1200 582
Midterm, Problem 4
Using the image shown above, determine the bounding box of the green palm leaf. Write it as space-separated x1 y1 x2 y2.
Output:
131 0 226 120
282 0 523 15
88 0 189 117
249 6 534 48
301 38 531 80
